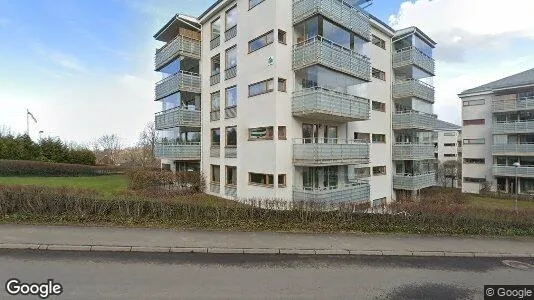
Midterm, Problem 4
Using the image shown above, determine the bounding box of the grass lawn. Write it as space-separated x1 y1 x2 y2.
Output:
466 195 534 211
0 175 128 196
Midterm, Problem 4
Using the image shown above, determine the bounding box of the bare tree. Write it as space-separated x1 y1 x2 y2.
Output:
96 134 122 165
138 122 159 168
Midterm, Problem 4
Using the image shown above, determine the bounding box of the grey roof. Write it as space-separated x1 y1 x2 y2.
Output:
460 68 534 95
393 26 436 47
435 120 461 131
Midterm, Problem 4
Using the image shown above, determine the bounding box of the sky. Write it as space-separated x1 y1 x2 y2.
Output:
1 0 534 146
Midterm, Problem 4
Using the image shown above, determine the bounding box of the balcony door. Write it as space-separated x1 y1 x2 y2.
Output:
324 126 338 143
302 124 319 144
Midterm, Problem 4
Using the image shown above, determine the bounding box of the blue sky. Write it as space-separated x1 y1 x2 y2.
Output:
1 0 534 146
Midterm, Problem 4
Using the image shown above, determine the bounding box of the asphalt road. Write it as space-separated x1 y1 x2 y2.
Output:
0 250 532 300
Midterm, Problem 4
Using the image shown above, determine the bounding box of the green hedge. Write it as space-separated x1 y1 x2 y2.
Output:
0 160 124 177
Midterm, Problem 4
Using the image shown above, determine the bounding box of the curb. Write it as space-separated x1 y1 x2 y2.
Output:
0 243 532 258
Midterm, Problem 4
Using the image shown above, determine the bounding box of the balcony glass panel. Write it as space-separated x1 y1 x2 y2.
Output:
155 71 201 100
155 36 201 70
393 143 435 160
293 180 370 203
493 121 534 134
155 107 201 130
393 173 436 190
154 143 201 160
393 46 435 76
392 110 437 131
293 138 369 166
393 79 435 103
493 165 534 178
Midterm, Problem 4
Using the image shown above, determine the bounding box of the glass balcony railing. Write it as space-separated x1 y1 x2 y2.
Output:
393 143 435 160
292 87 370 122
293 181 370 204
293 138 370 166
493 96 534 112
393 46 435 76
493 165 534 178
154 143 201 160
155 71 201 100
393 173 436 191
155 35 201 71
393 111 437 131
293 36 371 81
493 121 534 134
493 144 534 155
393 79 435 103
155 107 201 130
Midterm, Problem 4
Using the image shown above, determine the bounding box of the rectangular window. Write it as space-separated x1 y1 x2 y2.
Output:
463 99 485 106
211 128 220 146
249 78 274 97
354 132 370 142
226 126 237 147
372 68 386 81
444 143 456 147
248 30 274 53
278 174 286 188
372 134 386 143
249 0 265 9
464 138 485 145
373 166 386 176
210 92 220 111
464 158 485 164
354 167 370 178
225 5 237 29
278 78 287 92
278 126 287 140
278 29 287 44
211 165 220 183
211 54 220 75
371 35 386 49
211 18 221 40
225 46 237 69
372 101 386 112
226 86 237 107
249 173 274 187
463 119 485 125
226 166 237 186
464 177 486 183
444 154 457 157
323 19 350 49
248 126 274 140
373 197 386 207
444 132 456 136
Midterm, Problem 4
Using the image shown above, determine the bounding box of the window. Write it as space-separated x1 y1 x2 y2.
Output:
225 46 237 69
249 173 274 187
162 164 171 171
372 101 386 112
444 132 456 136
249 78 274 97
226 166 237 186
464 138 485 144
226 126 237 147
211 128 220 146
211 18 221 40
444 143 456 147
211 54 220 75
278 29 287 44
225 5 237 29
444 154 457 157
249 126 274 140
464 177 486 183
211 165 220 183
372 68 386 81
354 167 370 178
278 174 286 188
248 30 274 53
323 19 351 49
371 35 386 49
463 99 485 106
373 166 386 176
372 134 386 143
278 126 287 140
211 92 220 111
354 132 370 142
464 158 485 164
373 197 386 207
249 0 265 10
463 119 485 125
226 86 237 107
278 78 287 92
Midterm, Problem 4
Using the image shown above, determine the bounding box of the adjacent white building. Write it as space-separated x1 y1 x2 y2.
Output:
459 68 534 194
434 120 461 163
153 0 438 204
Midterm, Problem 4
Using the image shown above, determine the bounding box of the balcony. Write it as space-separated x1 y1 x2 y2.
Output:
210 73 220 86
155 108 201 130
292 87 370 122
393 46 435 76
293 36 371 82
293 138 369 166
225 25 237 41
493 121 534 134
393 79 435 103
393 143 435 160
293 181 370 203
155 71 201 100
493 96 534 112
493 165 534 178
393 173 436 191
155 35 201 71
225 147 237 158
225 66 237 80
493 144 534 155
293 0 370 41
392 111 437 131
154 143 201 160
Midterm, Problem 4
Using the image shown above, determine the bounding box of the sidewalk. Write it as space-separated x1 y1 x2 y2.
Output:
0 225 533 257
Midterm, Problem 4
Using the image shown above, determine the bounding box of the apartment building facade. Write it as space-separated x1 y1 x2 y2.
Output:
434 120 461 162
153 0 437 204
459 68 534 194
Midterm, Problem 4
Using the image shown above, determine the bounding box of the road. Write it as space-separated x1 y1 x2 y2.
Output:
0 250 532 300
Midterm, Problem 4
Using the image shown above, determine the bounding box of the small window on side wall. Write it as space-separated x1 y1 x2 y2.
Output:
278 174 286 188
278 126 287 140
278 30 287 44
278 78 287 92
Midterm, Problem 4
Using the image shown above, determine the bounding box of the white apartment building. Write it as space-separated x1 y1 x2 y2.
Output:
434 120 461 162
459 68 534 194
153 0 437 204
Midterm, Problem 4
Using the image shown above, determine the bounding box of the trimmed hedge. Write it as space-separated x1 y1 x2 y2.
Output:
0 160 124 177
1 185 533 236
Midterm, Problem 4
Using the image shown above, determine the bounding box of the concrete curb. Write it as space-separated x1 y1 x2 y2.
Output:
0 243 531 258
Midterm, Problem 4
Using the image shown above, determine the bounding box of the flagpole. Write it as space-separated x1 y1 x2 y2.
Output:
26 109 29 136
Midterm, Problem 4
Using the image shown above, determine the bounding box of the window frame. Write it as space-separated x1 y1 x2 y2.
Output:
249 172 275 187
463 138 485 145
225 166 237 186
372 101 386 112
248 78 274 97
371 34 386 50
278 126 287 140
225 86 237 108
248 0 266 10
211 165 220 183
372 68 386 81
210 17 221 41
372 134 386 144
225 45 237 69
464 158 486 164
463 99 485 106
463 177 486 183
211 128 221 146
278 29 287 44
225 5 237 30
225 126 237 147
372 166 387 176
248 126 274 141
463 119 485 126
278 78 287 92
278 174 287 188
248 30 274 53
210 91 220 112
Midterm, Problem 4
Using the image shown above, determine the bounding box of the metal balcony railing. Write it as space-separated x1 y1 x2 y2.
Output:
293 0 370 41
493 96 534 112
493 165 534 178
393 46 435 76
155 35 201 70
225 185 237 198
292 87 370 122
154 107 201 130
210 146 220 158
293 36 371 81
293 181 370 204
392 110 437 131
225 147 237 158
493 143 534 155
155 71 201 100
393 79 435 103
210 182 221 194
225 106 237 119
493 121 534 134
210 73 220 86
210 36 220 50
225 25 237 41
224 66 237 80
210 110 220 121
393 143 435 160
154 142 201 160
293 138 369 166
393 173 436 191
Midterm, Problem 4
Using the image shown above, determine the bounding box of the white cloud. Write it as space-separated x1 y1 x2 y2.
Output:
34 43 86 72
